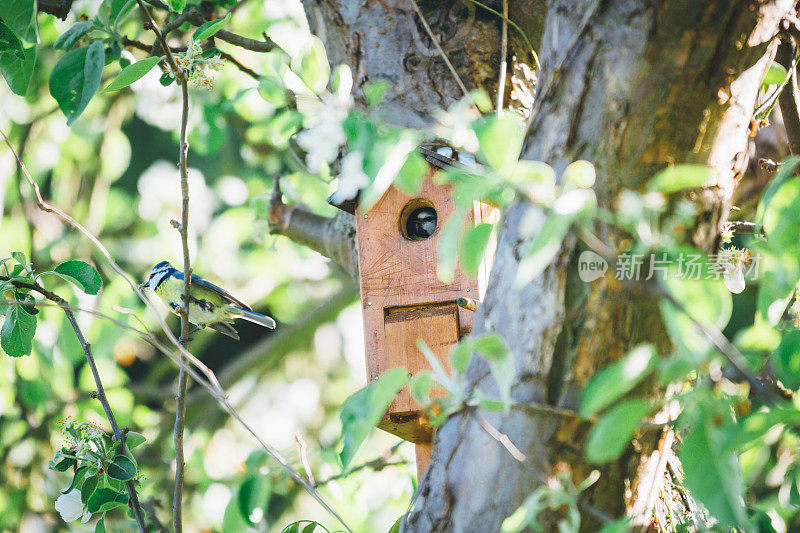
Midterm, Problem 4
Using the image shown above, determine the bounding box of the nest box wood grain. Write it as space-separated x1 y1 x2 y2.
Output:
347 155 497 444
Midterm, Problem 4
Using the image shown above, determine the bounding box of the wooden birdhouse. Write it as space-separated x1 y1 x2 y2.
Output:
331 145 498 475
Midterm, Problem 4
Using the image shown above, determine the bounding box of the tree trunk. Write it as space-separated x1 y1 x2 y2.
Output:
299 0 794 530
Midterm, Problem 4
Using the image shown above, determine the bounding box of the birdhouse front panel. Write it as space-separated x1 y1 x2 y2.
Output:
355 169 494 443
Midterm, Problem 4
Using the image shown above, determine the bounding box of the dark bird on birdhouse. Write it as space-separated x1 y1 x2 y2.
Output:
406 206 437 240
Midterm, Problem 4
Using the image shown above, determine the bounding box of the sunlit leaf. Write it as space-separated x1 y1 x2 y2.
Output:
561 160 596 189
773 330 800 389
579 344 657 417
291 36 330 94
585 399 652 463
53 260 103 295
103 56 162 92
754 156 800 234
107 454 137 481
647 164 715 193
461 223 493 277
395 150 428 194
49 41 105 124
0 22 36 96
193 13 231 41
763 62 788 86
680 412 749 528
124 431 146 450
474 334 513 412
472 114 524 171
339 367 408 469
0 0 38 44
238 475 271 526
363 79 392 106
1 304 36 357
53 21 93 51
87 488 128 513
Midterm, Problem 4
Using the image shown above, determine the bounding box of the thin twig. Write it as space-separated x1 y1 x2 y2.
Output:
1 277 147 531
464 0 540 70
295 433 315 485
777 39 800 154
313 442 406 488
408 0 470 99
130 5 192 529
475 412 526 462
496 0 508 116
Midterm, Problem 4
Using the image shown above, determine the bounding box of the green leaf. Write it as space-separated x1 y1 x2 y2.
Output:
450 339 474 374
660 279 732 359
192 13 231 41
363 79 392 106
81 474 98 504
124 431 146 450
437 206 468 283
515 211 571 286
562 160 596 189
49 41 106 124
395 150 428 194
408 371 435 403
773 330 800 389
62 466 90 494
473 334 513 412
53 260 103 294
168 0 187 13
763 62 788 86
49 448 76 472
761 176 800 253
0 0 38 44
680 413 749 528
1 303 37 357
95 517 105 533
647 164 715 193
585 399 652 463
11 251 29 271
87 488 128 513
0 22 36 96
724 409 800 451
107 454 137 481
291 35 330 94
103 55 161 92
257 75 289 108
339 367 409 469
579 344 657 417
472 114 525 171
54 21 94 51
388 516 402 533
237 475 271 526
754 156 800 234
461 223 493 277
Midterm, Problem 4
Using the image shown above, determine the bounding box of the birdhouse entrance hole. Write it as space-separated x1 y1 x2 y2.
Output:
399 198 437 241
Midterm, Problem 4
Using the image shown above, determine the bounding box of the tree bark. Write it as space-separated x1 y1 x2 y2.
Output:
298 0 795 530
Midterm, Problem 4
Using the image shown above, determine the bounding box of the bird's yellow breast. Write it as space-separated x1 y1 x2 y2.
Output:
154 275 232 326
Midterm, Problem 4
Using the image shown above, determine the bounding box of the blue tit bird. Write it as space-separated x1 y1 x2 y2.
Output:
139 261 275 340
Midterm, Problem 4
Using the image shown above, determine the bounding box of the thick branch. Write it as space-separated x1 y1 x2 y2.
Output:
268 181 358 279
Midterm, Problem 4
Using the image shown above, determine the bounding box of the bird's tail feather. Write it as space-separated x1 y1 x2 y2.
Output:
232 307 276 329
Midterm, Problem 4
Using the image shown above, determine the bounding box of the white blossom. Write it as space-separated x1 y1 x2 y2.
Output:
296 96 348 173
55 490 91 524
330 152 369 204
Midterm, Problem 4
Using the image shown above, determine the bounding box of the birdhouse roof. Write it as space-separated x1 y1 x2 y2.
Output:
327 144 477 215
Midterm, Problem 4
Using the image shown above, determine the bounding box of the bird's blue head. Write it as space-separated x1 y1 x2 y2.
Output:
140 261 175 290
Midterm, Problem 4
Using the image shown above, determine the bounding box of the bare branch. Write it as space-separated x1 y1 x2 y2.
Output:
776 39 800 154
